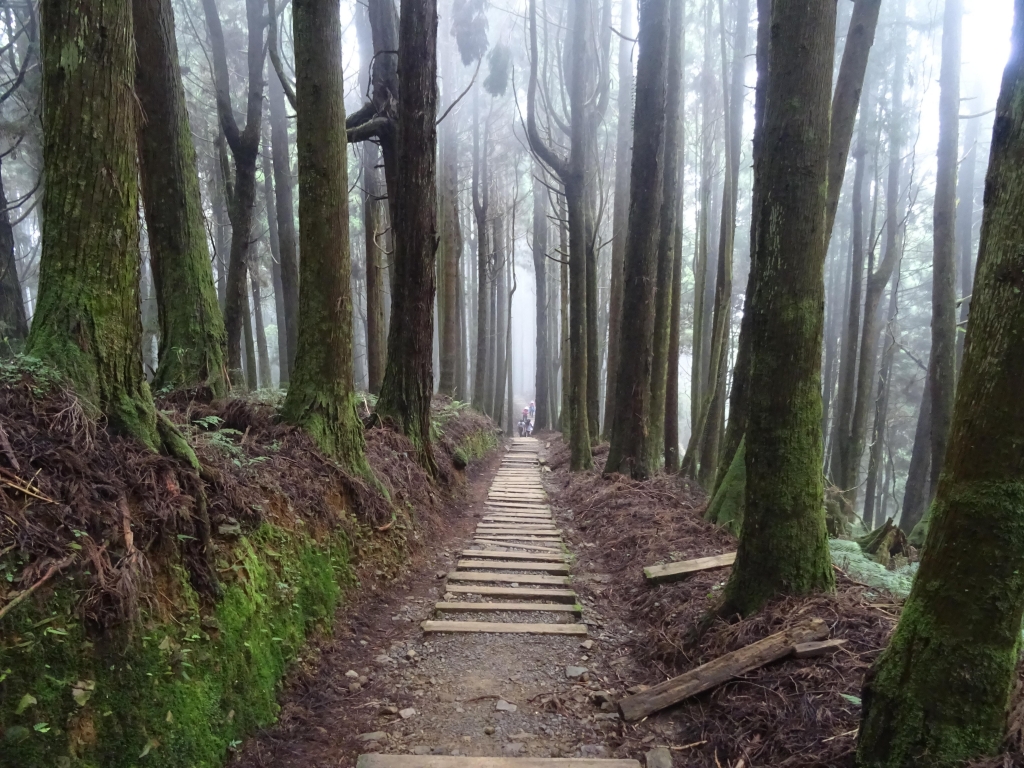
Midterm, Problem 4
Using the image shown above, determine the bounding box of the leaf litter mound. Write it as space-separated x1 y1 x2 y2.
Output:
0 358 492 637
544 435 1024 767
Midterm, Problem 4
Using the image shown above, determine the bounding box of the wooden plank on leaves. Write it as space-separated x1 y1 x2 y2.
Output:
643 553 737 584
617 618 829 721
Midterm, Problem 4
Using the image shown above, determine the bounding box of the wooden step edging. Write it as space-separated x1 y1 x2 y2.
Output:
356 756 639 768
444 584 577 602
461 550 566 561
643 552 737 584
434 601 581 614
422 620 587 636
447 571 569 585
456 559 570 573
617 618 829 721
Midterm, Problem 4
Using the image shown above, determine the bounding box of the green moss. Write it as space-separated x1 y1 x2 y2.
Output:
0 524 352 768
705 438 745 535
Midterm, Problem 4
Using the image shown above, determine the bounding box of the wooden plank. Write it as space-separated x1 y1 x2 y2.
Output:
434 601 581 614
421 620 587 636
482 513 552 520
446 571 569 585
479 520 555 527
474 535 561 544
643 552 737 584
357 755 639 768
792 638 848 658
457 559 570 573
444 584 577 602
617 618 829 721
485 502 552 510
471 539 562 552
460 549 565 561
476 526 561 534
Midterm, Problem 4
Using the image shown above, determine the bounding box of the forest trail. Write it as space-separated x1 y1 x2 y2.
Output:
355 437 638 767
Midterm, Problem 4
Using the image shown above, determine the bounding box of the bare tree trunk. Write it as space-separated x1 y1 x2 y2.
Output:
533 166 551 429
604 0 673 479
472 95 490 412
438 108 462 397
262 130 287 385
493 213 507 420
375 0 439 471
250 260 271 388
955 110 980 370
0 156 28 350
864 283 898 529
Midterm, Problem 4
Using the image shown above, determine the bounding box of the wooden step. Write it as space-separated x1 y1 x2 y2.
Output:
461 549 565 561
474 536 562 544
447 571 569 586
476 527 561 534
357 756 638 768
457 559 570 573
478 521 556 529
643 552 737 584
471 539 563 552
422 620 587 636
485 503 552 511
434 601 581 614
444 584 577 602
482 514 553 522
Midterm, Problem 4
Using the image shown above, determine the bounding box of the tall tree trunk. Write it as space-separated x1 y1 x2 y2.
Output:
955 111 980 369
664 206 684 471
135 0 227 396
210 137 229 310
472 95 490 413
603 1 634 439
242 280 258 390
533 166 551 429
250 261 271 388
721 0 836 616
900 376 932 533
858 11 1024 759
604 0 673 479
0 157 28 350
492 214 507 420
201 0 266 389
438 109 462 397
647 0 686 466
375 0 439 471
926 0 963 515
863 282 898 529
363 145 387 393
560 198 570 431
31 0 160 448
280 0 369 472
262 130 288 385
697 0 748 488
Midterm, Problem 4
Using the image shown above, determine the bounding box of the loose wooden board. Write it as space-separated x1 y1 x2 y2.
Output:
456 559 570 573
421 620 587 636
434 601 580 614
446 571 569 585
643 552 737 584
444 584 577 602
617 618 829 721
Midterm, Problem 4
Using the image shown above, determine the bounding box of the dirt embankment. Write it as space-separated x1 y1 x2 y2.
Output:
0 357 498 768
542 435 1024 768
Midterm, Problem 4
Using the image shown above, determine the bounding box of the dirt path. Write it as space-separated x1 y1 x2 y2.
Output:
233 438 676 768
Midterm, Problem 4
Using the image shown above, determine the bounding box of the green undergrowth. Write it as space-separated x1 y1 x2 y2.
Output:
0 525 351 768
829 539 918 598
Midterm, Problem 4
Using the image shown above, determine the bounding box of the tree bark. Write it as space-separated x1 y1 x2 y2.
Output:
533 166 551 429
201 0 266 389
955 109 980 369
375 0 439 472
438 104 462 397
472 95 490 413
604 0 673 479
492 213 507 420
134 0 227 396
261 129 288 385
250 260 271 388
603 1 634 439
280 0 369 473
721 0 836 616
664 205 684 471
900 376 932 534
30 0 160 447
926 0 963 511
858 9 1024 760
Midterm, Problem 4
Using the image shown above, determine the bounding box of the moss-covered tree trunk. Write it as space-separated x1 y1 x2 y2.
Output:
280 0 369 473
201 0 265 389
721 0 836 617
134 0 227 397
375 0 438 473
857 10 1024 760
602 4 634 440
0 157 28 351
604 0 672 479
29 0 161 448
900 376 932 534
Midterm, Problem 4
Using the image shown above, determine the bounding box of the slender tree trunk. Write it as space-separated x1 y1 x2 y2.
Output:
281 0 369 472
603 2 634 438
926 0 963 512
858 12 1024 760
363 145 387 393
604 0 673 479
560 197 570 432
493 214 507 420
647 0 686 466
135 0 226 396
250 261 271 388
721 0 836 616
438 114 462 396
0 156 28 350
955 112 980 370
210 138 229 310
533 166 551 429
267 69 299 382
664 205 684 471
376 0 439 471
900 376 932 533
864 282 898 529
472 96 490 412
262 130 287 385
242 280 258 390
